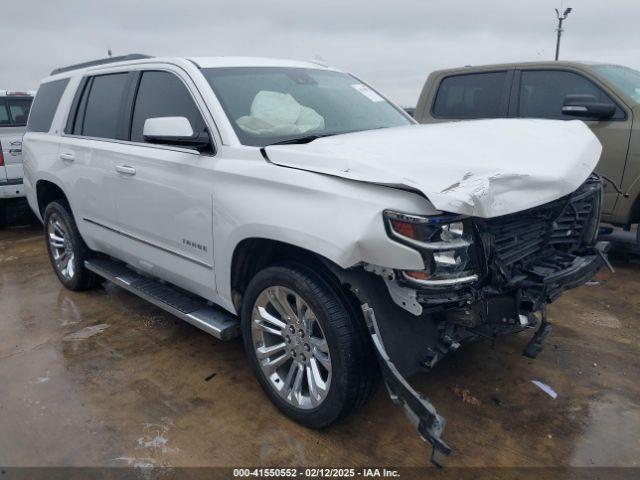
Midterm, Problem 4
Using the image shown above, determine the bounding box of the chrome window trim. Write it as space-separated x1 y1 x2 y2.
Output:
61 63 222 155
61 133 208 156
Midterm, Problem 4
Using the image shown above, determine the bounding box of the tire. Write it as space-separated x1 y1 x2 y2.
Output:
43 200 103 291
241 264 379 429
0 203 6 229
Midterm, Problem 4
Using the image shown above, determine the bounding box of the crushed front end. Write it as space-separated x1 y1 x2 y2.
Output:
337 174 610 466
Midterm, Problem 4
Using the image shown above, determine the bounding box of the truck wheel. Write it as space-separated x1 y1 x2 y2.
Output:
43 201 102 291
0 203 6 229
241 264 378 429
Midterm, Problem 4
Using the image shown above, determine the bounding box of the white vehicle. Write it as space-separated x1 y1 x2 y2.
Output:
0 90 33 226
23 54 610 463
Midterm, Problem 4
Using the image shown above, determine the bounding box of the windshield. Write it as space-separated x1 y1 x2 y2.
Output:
592 65 640 105
202 67 412 146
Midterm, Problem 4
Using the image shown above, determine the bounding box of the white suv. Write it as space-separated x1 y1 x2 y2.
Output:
1 90 33 226
23 54 609 463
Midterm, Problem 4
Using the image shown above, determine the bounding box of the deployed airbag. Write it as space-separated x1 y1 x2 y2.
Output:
236 91 325 136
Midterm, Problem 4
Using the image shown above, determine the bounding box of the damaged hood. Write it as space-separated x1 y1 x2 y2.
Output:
265 119 602 218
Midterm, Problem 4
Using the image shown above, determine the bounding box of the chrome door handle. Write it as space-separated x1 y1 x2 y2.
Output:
60 152 75 162
115 165 136 176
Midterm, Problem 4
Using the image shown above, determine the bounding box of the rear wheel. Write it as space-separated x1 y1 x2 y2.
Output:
241 264 378 428
43 201 102 290
0 203 6 229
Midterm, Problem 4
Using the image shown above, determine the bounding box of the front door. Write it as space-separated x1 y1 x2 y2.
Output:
515 69 633 215
112 69 216 300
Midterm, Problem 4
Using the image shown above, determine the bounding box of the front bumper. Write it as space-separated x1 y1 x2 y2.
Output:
0 178 25 199
332 242 609 467
441 245 607 329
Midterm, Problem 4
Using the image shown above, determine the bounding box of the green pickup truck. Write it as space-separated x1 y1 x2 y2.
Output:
414 61 640 238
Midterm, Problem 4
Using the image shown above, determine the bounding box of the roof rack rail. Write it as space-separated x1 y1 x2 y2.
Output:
50 54 153 76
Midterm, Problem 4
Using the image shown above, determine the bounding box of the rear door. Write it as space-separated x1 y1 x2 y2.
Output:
60 72 134 255
514 69 632 215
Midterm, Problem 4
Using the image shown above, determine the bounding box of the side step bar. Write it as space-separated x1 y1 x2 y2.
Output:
85 258 241 340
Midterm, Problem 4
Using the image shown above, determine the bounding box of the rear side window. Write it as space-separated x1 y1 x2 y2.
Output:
130 71 205 143
26 78 69 132
8 99 32 125
81 73 129 139
433 72 508 118
518 70 625 120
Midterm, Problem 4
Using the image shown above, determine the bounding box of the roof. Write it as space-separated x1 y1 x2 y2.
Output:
188 56 333 70
435 60 620 73
48 54 335 79
50 53 152 76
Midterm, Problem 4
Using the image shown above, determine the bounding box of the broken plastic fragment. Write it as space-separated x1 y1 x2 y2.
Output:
531 380 558 399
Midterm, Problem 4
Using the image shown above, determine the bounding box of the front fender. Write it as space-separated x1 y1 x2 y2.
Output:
211 158 434 308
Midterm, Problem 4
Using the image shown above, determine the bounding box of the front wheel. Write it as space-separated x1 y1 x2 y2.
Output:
241 264 378 429
43 201 103 291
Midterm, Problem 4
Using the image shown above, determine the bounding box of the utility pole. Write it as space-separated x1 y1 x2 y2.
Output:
555 7 572 61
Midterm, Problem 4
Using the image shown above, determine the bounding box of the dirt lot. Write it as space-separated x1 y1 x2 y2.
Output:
0 221 639 475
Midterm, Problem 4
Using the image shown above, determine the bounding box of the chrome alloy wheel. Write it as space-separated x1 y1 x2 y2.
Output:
251 286 332 409
47 213 75 280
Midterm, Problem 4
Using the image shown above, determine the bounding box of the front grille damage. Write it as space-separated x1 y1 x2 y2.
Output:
331 175 609 467
479 173 602 291
421 174 605 332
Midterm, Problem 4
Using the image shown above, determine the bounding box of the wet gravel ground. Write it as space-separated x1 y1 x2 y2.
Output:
0 219 638 476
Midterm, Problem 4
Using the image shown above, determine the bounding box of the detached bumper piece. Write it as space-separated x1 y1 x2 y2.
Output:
362 304 451 468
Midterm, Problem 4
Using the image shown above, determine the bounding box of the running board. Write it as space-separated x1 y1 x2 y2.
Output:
85 258 240 340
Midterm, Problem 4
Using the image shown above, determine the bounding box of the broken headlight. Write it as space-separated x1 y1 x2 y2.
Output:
383 210 478 286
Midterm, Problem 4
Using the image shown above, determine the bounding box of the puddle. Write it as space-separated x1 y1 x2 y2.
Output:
570 393 640 466
63 324 110 341
576 311 622 329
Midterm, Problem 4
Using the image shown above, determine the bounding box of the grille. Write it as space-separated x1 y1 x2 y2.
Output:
477 174 602 271
549 176 601 247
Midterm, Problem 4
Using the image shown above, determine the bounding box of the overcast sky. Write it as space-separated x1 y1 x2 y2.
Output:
3 0 639 106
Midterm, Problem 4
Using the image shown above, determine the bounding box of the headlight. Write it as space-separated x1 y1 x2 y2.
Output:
383 210 478 286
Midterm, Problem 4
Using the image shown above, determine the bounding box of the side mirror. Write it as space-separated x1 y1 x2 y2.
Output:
562 94 616 120
143 116 212 152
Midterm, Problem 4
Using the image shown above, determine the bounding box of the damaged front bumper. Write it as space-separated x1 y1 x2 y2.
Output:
362 303 452 466
334 175 611 466
341 242 609 466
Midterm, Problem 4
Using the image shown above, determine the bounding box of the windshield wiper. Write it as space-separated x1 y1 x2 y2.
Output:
266 133 336 146
265 127 387 147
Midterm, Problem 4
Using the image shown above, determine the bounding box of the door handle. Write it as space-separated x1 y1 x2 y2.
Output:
60 152 75 162
115 165 136 176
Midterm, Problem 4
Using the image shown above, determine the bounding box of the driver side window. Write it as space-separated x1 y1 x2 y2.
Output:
518 70 624 120
130 71 206 143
